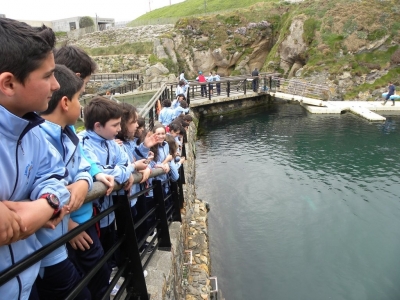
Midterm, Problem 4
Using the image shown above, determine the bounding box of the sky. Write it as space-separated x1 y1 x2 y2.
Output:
1 0 185 23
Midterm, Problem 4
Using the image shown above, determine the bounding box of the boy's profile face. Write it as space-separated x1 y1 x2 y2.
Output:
95 118 121 140
170 130 180 138
12 53 59 116
66 90 82 125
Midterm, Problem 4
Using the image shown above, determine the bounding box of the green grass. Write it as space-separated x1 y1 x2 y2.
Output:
84 42 153 56
128 0 280 26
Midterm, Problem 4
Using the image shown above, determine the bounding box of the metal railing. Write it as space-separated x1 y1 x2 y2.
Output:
0 162 186 300
90 73 142 82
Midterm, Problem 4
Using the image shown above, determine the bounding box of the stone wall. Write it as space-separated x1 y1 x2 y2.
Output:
191 94 272 118
144 117 213 300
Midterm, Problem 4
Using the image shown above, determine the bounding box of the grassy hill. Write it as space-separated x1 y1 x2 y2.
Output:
128 0 280 26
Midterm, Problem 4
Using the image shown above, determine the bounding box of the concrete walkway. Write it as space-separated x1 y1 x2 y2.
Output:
190 90 399 122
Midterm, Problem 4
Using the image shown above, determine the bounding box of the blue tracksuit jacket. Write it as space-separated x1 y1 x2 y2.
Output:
37 121 93 268
0 106 70 300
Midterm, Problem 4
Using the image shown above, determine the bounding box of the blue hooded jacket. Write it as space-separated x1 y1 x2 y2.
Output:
78 130 134 228
37 120 93 268
0 106 70 300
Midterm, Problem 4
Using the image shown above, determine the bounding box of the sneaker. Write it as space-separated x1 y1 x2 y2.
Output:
146 229 157 243
111 266 118 278
145 242 155 253
111 283 120 296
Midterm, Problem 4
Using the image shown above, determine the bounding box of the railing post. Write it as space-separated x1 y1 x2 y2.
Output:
187 86 190 105
178 167 185 208
263 76 267 92
114 194 149 300
208 83 211 100
243 79 247 95
153 180 172 251
171 85 173 100
227 81 230 97
169 181 182 222
269 76 272 91
192 84 195 100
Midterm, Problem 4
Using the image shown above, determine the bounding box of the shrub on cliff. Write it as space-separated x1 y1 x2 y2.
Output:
391 49 400 65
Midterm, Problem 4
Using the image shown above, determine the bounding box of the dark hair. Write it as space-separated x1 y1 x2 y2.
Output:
169 122 181 134
54 45 97 79
150 123 166 162
41 64 83 115
83 96 123 130
165 135 177 158
162 99 171 107
180 100 188 109
177 93 186 100
116 103 137 141
0 18 56 84
179 80 185 87
183 115 193 122
137 116 145 129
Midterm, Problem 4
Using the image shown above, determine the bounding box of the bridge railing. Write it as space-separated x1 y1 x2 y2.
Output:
90 73 142 82
0 151 186 300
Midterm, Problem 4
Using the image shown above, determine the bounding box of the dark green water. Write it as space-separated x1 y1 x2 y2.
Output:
195 103 400 300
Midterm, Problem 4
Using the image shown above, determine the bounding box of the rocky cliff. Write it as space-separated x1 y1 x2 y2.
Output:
67 0 400 100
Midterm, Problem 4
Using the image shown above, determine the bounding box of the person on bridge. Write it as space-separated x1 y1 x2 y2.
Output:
196 71 207 97
252 68 259 92
382 82 396 106
214 71 221 95
207 72 214 97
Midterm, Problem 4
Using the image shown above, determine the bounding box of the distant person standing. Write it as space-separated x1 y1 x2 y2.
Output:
196 71 207 97
179 70 189 85
252 68 259 92
207 72 214 97
214 71 221 96
382 82 396 106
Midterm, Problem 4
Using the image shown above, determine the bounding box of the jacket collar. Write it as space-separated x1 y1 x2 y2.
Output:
0 105 44 141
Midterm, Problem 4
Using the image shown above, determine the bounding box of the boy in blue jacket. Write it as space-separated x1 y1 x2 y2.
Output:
0 18 70 299
78 97 137 270
36 64 100 299
54 45 113 299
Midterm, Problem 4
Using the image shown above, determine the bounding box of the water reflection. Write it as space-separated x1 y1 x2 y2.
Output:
196 103 400 300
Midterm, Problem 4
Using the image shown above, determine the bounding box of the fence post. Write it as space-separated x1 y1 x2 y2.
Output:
227 81 230 97
187 86 190 105
114 194 149 300
269 76 272 91
171 85 174 100
169 181 182 222
244 79 247 95
208 83 211 100
152 180 172 251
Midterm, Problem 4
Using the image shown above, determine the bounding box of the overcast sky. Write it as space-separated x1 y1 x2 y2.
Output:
1 0 185 23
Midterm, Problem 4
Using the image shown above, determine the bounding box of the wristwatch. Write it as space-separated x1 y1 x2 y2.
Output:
40 193 61 218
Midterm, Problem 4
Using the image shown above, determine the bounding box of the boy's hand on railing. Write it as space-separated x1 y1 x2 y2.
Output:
0 201 26 245
139 168 151 183
133 159 148 171
179 157 186 164
95 173 115 196
124 174 134 191
68 220 93 251
42 206 70 230
67 180 90 212
156 163 170 173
